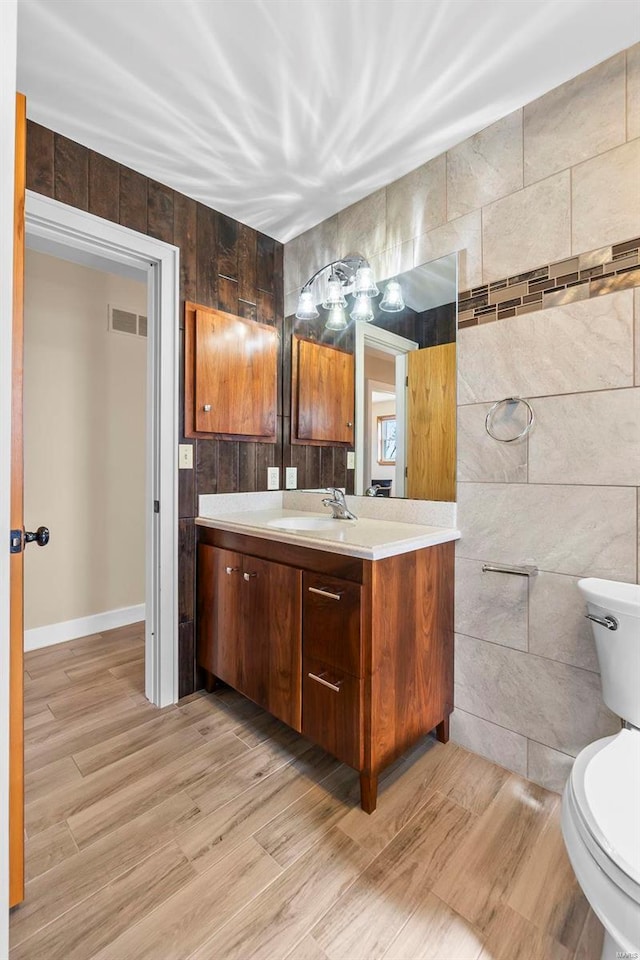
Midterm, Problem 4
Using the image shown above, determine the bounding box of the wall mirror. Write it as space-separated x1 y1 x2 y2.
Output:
285 252 458 501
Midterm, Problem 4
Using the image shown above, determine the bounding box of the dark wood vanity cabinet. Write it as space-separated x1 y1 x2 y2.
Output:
197 527 454 813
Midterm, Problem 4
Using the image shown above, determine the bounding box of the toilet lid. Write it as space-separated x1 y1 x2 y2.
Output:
572 730 640 886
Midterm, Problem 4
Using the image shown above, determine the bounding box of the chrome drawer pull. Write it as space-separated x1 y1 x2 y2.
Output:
308 586 342 601
585 613 618 631
225 566 239 575
308 672 341 693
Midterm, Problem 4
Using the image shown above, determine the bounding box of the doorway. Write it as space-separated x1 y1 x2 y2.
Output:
24 191 179 708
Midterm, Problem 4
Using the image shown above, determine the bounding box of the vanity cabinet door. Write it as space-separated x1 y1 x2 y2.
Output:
303 574 361 676
240 556 302 731
303 656 363 769
197 545 243 690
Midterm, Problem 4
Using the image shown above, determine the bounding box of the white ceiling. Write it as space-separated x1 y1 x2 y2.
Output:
17 0 639 243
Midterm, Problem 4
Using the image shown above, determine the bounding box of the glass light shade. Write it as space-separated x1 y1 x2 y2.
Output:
325 305 347 330
379 280 405 312
353 265 379 298
322 275 347 310
295 289 319 320
350 295 374 323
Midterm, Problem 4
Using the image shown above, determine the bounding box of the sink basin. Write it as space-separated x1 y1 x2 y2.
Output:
267 516 351 532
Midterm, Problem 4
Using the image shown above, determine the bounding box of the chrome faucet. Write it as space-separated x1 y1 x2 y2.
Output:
322 487 357 521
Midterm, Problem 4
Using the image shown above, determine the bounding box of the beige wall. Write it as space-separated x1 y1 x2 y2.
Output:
24 250 147 629
284 44 640 794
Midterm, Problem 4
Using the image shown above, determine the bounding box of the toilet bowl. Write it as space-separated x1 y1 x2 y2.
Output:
561 578 640 960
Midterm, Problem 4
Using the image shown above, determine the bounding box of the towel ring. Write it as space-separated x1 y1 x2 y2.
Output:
485 397 535 443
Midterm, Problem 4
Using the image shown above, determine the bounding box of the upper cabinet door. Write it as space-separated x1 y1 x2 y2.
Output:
185 303 278 440
293 336 354 445
406 342 456 501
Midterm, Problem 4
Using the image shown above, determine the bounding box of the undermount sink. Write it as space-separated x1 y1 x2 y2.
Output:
267 515 353 532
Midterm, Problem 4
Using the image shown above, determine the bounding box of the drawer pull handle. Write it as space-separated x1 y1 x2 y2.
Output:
225 566 239 575
308 672 341 693
308 586 342 601
243 572 257 581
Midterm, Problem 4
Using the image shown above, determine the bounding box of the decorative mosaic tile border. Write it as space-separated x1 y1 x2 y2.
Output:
458 237 640 327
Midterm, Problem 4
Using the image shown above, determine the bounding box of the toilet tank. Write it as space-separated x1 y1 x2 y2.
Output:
578 579 640 729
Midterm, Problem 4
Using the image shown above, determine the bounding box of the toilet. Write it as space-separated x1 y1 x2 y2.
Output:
561 578 640 960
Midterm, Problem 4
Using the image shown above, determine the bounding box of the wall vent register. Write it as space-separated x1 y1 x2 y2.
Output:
108 305 148 339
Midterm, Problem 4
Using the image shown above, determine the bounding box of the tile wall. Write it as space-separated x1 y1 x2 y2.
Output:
284 43 640 793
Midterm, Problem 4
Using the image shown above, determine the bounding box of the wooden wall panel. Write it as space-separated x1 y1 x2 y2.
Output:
25 120 284 696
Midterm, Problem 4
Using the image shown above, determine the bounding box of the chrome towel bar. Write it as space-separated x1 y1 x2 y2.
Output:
482 562 538 577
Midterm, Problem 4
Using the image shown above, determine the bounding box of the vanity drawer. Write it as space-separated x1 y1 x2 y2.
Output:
302 656 363 770
303 573 361 677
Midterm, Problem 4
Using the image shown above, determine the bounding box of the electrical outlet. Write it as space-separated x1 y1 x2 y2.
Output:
285 467 297 489
267 467 280 490
178 444 193 469
347 451 355 470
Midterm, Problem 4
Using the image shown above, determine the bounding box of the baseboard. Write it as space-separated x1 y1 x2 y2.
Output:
24 604 146 652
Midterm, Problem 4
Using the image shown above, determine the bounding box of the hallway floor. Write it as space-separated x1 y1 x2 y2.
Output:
11 623 603 960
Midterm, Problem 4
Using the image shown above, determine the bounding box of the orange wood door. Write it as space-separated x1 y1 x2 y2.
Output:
194 307 277 438
406 342 456 501
295 337 354 444
10 92 26 908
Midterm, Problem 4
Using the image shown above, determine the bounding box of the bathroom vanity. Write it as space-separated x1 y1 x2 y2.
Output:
196 508 458 812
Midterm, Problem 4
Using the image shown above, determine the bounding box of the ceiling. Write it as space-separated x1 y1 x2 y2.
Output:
17 0 638 243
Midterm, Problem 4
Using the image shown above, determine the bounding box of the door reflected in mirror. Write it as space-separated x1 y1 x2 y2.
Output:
285 252 457 502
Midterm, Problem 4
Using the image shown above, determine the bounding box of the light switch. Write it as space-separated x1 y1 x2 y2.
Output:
267 467 280 490
285 467 297 489
179 444 193 469
347 451 355 470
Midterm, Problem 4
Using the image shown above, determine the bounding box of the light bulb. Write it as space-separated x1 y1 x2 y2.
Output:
322 275 347 310
295 289 319 321
350 296 374 323
353 265 379 299
325 305 347 330
379 280 404 312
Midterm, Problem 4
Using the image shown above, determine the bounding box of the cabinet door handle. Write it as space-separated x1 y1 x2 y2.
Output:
308 586 342 601
307 672 341 693
225 566 239 575
243 572 257 581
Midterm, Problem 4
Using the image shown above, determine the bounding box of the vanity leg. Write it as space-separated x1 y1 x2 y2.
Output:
436 714 450 744
203 671 218 694
360 771 378 814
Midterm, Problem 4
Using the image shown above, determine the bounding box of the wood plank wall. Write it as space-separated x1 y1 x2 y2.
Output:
25 122 284 696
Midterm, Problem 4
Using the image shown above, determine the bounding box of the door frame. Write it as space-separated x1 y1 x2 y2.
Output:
354 322 418 497
24 191 180 708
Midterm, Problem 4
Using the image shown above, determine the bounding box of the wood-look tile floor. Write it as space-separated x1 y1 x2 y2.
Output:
12 623 605 960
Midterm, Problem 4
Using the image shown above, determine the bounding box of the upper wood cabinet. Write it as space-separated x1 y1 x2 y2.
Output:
291 335 354 445
185 302 278 440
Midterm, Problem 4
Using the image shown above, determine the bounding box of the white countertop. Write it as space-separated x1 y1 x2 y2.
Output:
195 508 460 560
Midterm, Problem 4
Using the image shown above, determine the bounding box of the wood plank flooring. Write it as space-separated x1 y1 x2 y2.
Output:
11 623 605 960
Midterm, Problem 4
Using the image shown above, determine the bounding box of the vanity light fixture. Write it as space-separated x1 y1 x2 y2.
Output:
379 279 405 312
295 255 380 329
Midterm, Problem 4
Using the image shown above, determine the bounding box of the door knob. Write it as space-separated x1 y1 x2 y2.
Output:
25 526 50 547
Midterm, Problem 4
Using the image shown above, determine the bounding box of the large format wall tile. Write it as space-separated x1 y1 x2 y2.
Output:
572 139 640 253
386 155 446 247
455 558 527 651
527 741 575 794
447 110 523 219
529 388 640 486
454 634 619 756
369 240 414 283
457 483 637 580
628 44 640 141
457 402 527 483
529 573 599 673
285 215 339 296
635 287 640 385
524 53 626 185
450 708 527 776
414 211 482 290
458 290 634 404
481 172 570 282
337 188 386 261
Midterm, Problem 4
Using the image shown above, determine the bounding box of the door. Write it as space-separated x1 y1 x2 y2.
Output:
294 337 354 444
406 343 456 501
9 92 26 908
